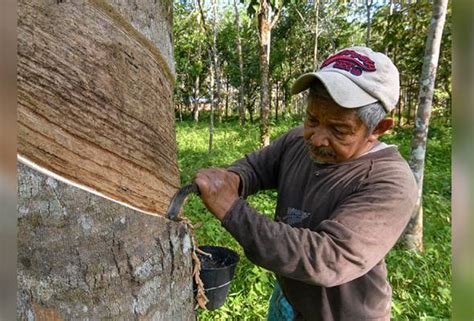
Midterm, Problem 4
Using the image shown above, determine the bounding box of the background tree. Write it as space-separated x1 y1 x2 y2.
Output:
234 0 246 125
403 0 449 251
247 0 285 146
174 1 209 122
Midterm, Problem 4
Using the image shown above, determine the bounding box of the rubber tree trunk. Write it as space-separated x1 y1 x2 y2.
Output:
384 0 394 55
403 0 448 251
212 0 222 123
17 163 194 319
225 79 229 119
208 49 215 154
275 81 279 122
313 0 320 69
234 0 246 126
193 75 200 123
257 0 281 146
365 0 373 47
258 0 272 147
17 0 195 318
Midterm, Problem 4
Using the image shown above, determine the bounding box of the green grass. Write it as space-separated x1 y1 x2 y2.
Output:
176 116 451 320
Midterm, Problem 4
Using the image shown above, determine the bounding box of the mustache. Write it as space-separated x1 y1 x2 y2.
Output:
305 141 336 158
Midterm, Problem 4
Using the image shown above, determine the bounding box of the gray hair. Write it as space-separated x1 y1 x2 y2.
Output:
356 102 386 134
307 85 386 134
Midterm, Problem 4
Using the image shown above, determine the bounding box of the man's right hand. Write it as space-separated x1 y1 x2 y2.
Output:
194 168 240 221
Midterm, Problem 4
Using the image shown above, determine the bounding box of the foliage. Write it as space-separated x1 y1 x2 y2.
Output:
174 1 209 106
174 1 451 126
370 1 452 124
176 116 452 320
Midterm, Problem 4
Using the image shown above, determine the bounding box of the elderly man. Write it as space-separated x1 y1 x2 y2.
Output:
194 47 417 321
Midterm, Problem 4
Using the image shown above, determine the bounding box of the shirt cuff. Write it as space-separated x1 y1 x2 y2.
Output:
226 167 245 197
221 197 245 228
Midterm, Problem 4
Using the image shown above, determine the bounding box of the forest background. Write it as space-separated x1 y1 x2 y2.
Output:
173 0 452 319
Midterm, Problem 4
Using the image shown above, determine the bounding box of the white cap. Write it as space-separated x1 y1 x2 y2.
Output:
291 46 400 112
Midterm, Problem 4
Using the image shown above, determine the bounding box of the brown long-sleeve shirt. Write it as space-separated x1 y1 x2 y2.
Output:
224 126 417 320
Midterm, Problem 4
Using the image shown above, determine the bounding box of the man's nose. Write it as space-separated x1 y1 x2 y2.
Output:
309 129 330 147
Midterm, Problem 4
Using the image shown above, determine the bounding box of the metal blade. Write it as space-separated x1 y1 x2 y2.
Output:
166 183 200 220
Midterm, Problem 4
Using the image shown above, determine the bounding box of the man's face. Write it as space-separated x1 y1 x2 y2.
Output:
303 96 372 164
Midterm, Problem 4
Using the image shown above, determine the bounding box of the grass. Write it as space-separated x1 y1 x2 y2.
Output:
175 115 452 320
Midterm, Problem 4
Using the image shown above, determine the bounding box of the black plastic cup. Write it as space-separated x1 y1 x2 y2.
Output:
195 245 240 310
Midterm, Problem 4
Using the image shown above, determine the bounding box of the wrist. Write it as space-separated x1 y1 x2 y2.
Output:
215 197 240 221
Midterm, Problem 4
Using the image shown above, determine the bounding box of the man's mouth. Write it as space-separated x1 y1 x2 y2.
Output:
305 142 336 163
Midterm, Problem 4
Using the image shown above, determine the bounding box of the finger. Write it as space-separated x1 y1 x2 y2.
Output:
194 173 210 193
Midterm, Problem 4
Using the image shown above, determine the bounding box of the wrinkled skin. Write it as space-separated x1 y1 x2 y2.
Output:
304 96 393 164
194 96 393 221
194 168 240 221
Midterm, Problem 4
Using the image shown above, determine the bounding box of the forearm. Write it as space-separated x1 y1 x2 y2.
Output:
222 199 371 287
227 154 278 198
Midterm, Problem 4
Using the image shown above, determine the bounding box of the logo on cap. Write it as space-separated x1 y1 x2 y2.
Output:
320 50 376 76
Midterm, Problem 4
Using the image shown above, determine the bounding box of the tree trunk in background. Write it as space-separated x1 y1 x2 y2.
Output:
248 96 256 123
258 0 271 147
275 82 279 121
211 0 222 123
234 0 246 126
178 103 183 122
403 0 448 251
257 0 281 146
365 0 373 47
397 96 402 127
193 75 200 122
313 0 320 69
445 81 452 124
406 89 412 125
209 50 215 153
225 79 229 119
287 62 292 115
408 88 414 125
401 87 406 127
385 0 394 55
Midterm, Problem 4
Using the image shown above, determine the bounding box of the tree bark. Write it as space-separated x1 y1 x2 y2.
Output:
208 49 215 154
258 0 272 147
225 78 229 120
313 0 320 69
365 0 373 47
384 0 394 56
234 0 246 126
17 163 195 319
193 75 200 122
403 0 448 251
17 0 179 215
406 87 412 125
397 88 404 127
275 81 279 122
210 0 222 123
17 0 196 318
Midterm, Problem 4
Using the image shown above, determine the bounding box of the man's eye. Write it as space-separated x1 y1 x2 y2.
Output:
306 118 318 126
332 127 347 136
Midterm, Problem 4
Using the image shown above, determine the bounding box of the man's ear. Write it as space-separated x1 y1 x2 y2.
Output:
368 118 394 142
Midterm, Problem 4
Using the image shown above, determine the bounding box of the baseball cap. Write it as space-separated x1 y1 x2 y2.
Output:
291 46 400 112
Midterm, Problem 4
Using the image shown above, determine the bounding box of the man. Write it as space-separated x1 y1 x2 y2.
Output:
194 47 417 321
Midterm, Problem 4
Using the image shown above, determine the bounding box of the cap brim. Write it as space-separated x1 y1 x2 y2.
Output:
290 71 377 108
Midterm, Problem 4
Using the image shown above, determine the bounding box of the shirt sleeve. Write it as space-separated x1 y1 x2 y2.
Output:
221 162 418 287
226 129 293 198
